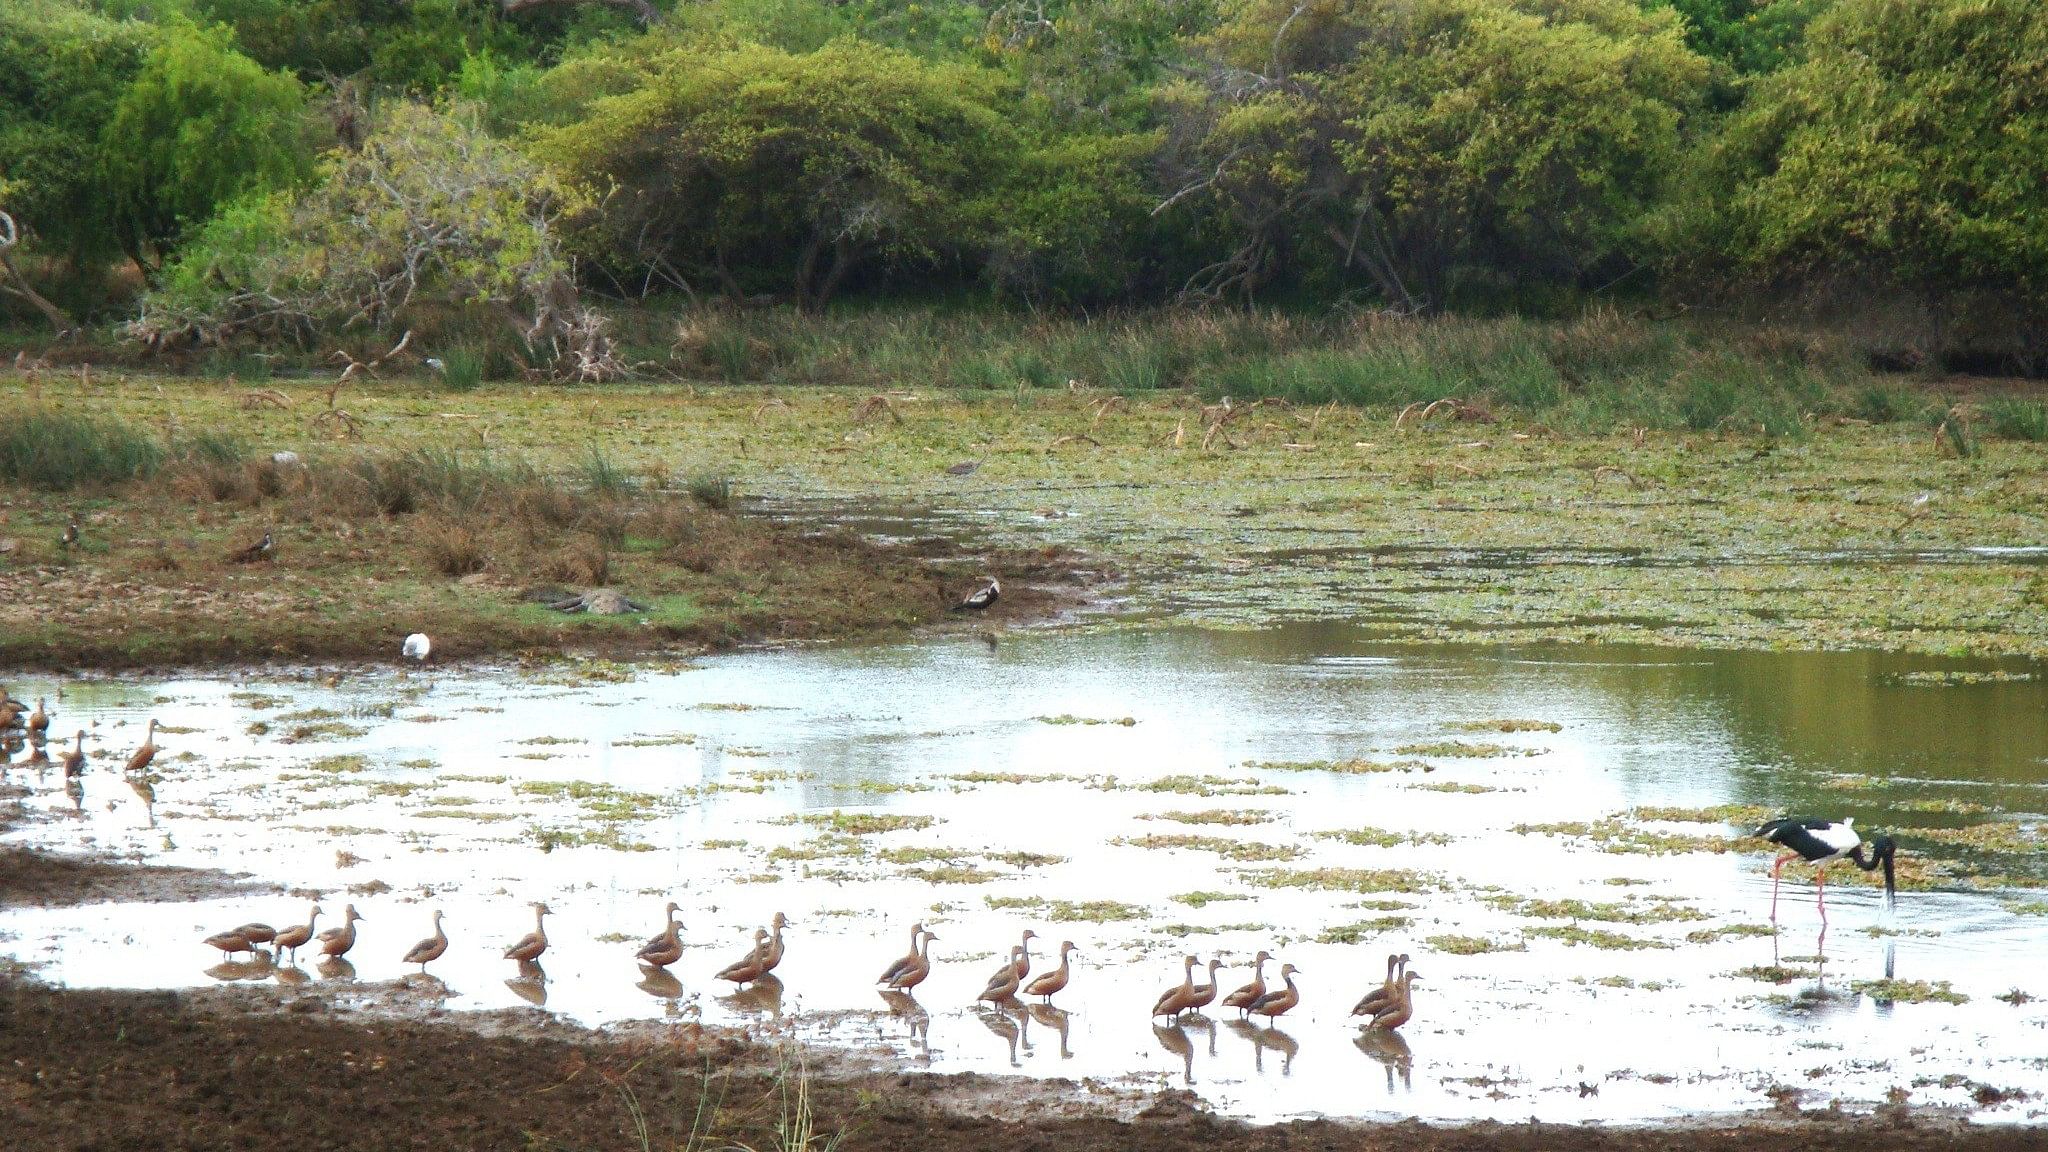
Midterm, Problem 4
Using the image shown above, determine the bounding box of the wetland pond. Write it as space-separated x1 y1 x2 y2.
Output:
5 624 2047 1123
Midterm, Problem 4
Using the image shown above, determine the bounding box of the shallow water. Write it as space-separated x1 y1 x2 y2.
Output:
4 625 2047 1123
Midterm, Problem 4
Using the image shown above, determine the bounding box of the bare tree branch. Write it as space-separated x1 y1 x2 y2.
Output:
0 210 77 337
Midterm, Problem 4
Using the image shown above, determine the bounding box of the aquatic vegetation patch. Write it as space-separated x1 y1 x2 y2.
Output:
1893 798 1994 815
1487 895 1707 924
1889 670 2035 686
1447 719 1562 733
1316 917 1413 943
1852 979 1969 1005
1582 976 1671 990
1407 781 1507 793
443 773 508 784
414 808 518 822
1685 923 1775 943
514 780 669 821
1244 758 1417 775
280 721 369 743
1731 964 1810 984
1513 819 1735 855
1154 922 1271 937
984 896 1148 922
615 733 697 747
276 707 344 723
518 735 581 746
1626 804 1773 825
1426 933 1525 955
945 771 1079 785
1113 834 1303 862
1393 740 1530 758
700 838 748 850
229 693 287 709
1913 821 2045 855
1315 826 1452 848
900 864 1003 884
1525 925 1671 950
1140 809 1277 825
987 851 1064 868
530 824 655 851
1172 890 1251 908
1034 714 1136 726
1100 774 1289 797
777 811 936 835
1238 866 1440 894
302 754 369 774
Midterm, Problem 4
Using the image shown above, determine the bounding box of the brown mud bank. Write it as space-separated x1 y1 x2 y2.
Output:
0 976 2035 1152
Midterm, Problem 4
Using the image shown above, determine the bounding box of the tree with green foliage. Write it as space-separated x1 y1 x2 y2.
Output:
1670 0 2047 349
100 22 314 272
140 102 581 346
1164 0 1707 309
1657 0 1827 76
535 37 1013 308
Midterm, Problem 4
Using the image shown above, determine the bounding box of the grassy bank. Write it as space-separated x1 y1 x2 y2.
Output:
5 322 2047 663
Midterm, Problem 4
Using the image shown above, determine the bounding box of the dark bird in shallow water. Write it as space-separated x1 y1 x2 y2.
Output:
1754 816 1897 923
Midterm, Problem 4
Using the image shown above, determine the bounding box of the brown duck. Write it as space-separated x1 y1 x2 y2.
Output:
503 903 551 963
404 910 450 971
203 928 260 959
317 903 364 958
273 905 321 963
886 931 935 992
977 954 1022 1005
1248 963 1302 1022
1363 970 1421 1031
759 912 791 974
715 929 772 986
1010 928 1038 981
125 720 160 775
636 902 684 969
1351 952 1409 1019
878 922 925 985
1022 941 1077 1003
1182 958 1225 1013
61 731 86 778
1150 955 1200 1019
27 697 48 737
1221 949 1273 1018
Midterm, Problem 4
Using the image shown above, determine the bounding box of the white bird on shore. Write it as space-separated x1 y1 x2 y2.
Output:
402 633 432 662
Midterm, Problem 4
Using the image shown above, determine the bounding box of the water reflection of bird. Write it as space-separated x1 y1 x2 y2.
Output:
720 971 783 1016
715 929 772 987
506 959 548 1006
1249 1023 1299 1075
1362 971 1420 1031
404 909 450 972
1151 954 1199 1019
274 963 310 989
1248 963 1301 1021
1352 952 1408 1019
63 775 84 813
206 953 275 982
1153 1020 1195 1083
1022 941 1076 1003
636 963 685 1004
504 903 551 963
636 901 684 969
1221 950 1272 1019
318 903 364 958
879 989 931 1056
878 922 925 985
1354 1028 1413 1090
1755 817 1898 923
316 955 357 982
126 774 157 825
978 1002 1023 1067
274 904 321 964
1027 1003 1073 1059
885 931 935 992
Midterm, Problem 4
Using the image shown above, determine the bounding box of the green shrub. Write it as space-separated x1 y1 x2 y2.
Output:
0 409 163 490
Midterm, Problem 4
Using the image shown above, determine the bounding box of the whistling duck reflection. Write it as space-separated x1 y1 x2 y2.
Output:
315 955 357 983
978 1003 1023 1067
1228 1018 1298 1076
1152 1020 1195 1084
1354 1028 1413 1092
877 990 930 1056
1026 1003 1073 1060
205 953 275 982
637 963 686 1003
720 971 783 1017
506 959 549 1006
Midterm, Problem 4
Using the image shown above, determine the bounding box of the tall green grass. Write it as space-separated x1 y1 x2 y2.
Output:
0 409 163 490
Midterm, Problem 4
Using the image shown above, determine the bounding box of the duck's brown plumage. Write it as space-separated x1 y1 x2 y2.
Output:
716 929 772 985
886 931 935 992
1012 929 1037 981
61 731 85 778
27 698 48 735
274 905 321 961
1183 958 1224 1012
405 910 450 969
760 912 790 974
978 955 1022 1004
1220 950 1273 1017
503 903 551 963
230 921 276 946
879 922 925 984
317 904 363 958
1352 952 1408 1018
126 719 159 775
1248 963 1301 1021
1022 941 1076 1002
1365 970 1421 1031
1151 955 1200 1018
636 902 684 968
204 929 258 957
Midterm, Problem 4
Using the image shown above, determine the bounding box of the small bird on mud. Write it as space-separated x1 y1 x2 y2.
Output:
228 531 274 564
951 576 1000 612
401 633 432 662
61 516 79 552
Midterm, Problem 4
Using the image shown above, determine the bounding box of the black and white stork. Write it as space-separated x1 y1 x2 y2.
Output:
952 576 1000 612
1754 816 1897 924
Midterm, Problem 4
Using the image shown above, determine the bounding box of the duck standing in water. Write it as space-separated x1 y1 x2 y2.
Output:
405 910 451 972
1248 963 1302 1022
504 903 551 963
1220 950 1272 1019
636 902 685 969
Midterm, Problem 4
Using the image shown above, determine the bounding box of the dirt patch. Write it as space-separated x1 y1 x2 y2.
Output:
0 976 2035 1152
0 793 270 907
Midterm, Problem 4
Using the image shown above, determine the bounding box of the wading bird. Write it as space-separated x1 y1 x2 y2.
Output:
636 902 684 969
1151 954 1200 1019
952 577 1000 612
1221 950 1273 1019
504 903 552 963
1023 941 1077 1003
404 910 450 972
878 922 925 985
715 929 772 987
886 931 936 992
1182 958 1224 1015
61 731 86 778
1755 816 1898 923
1248 963 1302 1022
1352 953 1409 1019
27 697 48 737
1362 970 1420 1031
126 719 159 775
759 912 790 974
274 905 321 963
318 903 364 958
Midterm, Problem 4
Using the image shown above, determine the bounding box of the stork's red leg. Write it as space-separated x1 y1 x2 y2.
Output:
1770 853 1797 923
1815 865 1828 925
